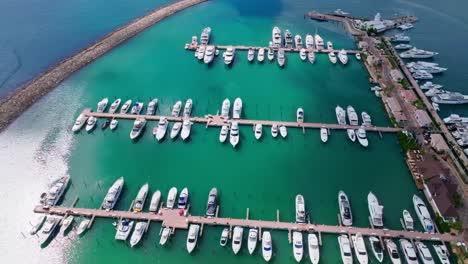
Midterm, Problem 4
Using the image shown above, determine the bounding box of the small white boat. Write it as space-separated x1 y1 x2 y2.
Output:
223 47 235 65
258 48 265 62
295 194 306 223
413 195 435 233
155 117 168 141
361 112 372 126
357 126 369 147
109 119 118 130
206 188 218 217
171 101 182 117
149 190 161 212
368 192 384 227
356 53 361 60
247 49 255 62
230 122 240 148
72 113 88 132
146 98 158 115
247 228 258 254
308 233 320 264
327 41 333 50
85 116 97 132
292 231 303 262
262 231 273 262
320 128 328 143
433 244 450 264
221 98 230 118
279 125 287 138
197 45 206 60
347 129 356 142
109 98 121 114
403 209 414 230
415 241 435 264
220 228 229 246
170 122 182 139
177 187 189 209
132 183 149 212
96 98 109 113
254 123 262 140
338 235 353 264
181 119 192 141
267 48 274 61
352 233 369 264
29 215 46 235
338 191 353 226
300 48 307 61
219 125 229 143
338 49 348 64
129 118 146 140
60 215 74 236
203 45 215 64
166 187 177 209
76 218 90 236
385 239 402 264
306 34 314 49
277 49 286 67
271 124 278 138
233 98 242 119
329 52 337 64
297 108 304 123
159 227 171 245
295 35 303 49
183 99 193 118
232 226 243 254
120 99 132 114
308 51 315 64
130 102 144 115
314 34 324 49
130 222 147 247
400 239 419 264
369 236 384 263
186 224 200 253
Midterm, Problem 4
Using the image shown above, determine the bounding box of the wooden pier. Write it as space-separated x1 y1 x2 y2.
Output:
186 43 359 54
81 108 402 133
34 205 462 243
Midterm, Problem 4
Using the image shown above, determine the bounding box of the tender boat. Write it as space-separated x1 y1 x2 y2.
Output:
336 106 346 125
338 191 353 226
308 51 315 64
203 45 215 64
292 231 303 262
258 48 265 62
130 118 146 140
329 52 337 64
130 222 147 247
279 125 287 138
247 228 258 254
219 125 229 143
109 98 121 114
284 29 293 48
159 227 171 245
197 45 206 60
295 194 306 223
166 187 177 209
320 128 328 143
338 49 348 64
433 244 450 264
115 219 134 241
96 98 109 113
338 235 353 264
130 102 144 115
385 239 402 264
308 233 320 264
29 215 47 235
232 226 243 254
357 126 369 147
262 231 273 262
39 217 59 245
413 195 435 233
178 187 189 209
146 98 158 115
223 47 235 65
60 215 74 236
247 49 255 62
403 210 414 230
368 192 384 227
300 48 307 61
352 233 369 264
171 101 182 117
170 122 182 139
200 27 211 45
327 41 333 50
221 98 230 118
272 26 282 47
305 34 314 49
267 48 274 61
110 119 118 130
297 108 304 123
416 241 435 264
271 124 278 138
186 224 200 253
149 190 161 212
220 228 229 246
347 129 356 142
230 122 240 147
400 239 419 264
254 124 262 140
72 113 88 132
181 119 192 141
102 177 124 210
277 49 286 67
44 176 70 207
85 116 97 132
133 183 149 212
76 218 90 236
155 117 168 141
314 34 324 49
206 187 218 217
120 99 132 114
347 106 358 125
295 35 303 49
233 98 242 119
369 236 384 263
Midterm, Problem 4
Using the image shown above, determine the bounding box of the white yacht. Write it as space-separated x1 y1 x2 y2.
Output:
221 98 230 118
77 218 90 236
115 219 134 241
170 122 182 139
338 49 348 64
59 215 73 235
297 108 304 123
398 23 414 30
120 99 132 114
197 45 206 60
200 27 211 45
206 187 218 217
130 102 144 115
29 215 46 235
271 124 278 138
424 88 444 97
129 118 146 140
130 222 147 247
110 119 118 130
194 46 201 58
109 98 121 114
391 34 411 42
432 92 468 104
166 187 177 209
258 48 265 62
305 34 314 49
400 239 419 264
220 228 229 247
433 245 450 264
320 127 328 143
186 224 200 253
295 35 303 49
96 98 109 113
44 176 70 207
233 98 242 119
38 217 59 245
181 119 192 141
171 101 182 117
395 44 412 50
413 195 435 233
327 41 333 50
292 231 303 262
356 53 361 60
254 124 262 140
219 125 229 143
314 34 324 50
385 239 402 264
72 113 88 132
361 112 372 126
247 48 255 62
308 233 320 264
369 236 384 263
102 177 124 210
352 233 369 264
357 126 369 147
347 129 356 142
421 81 443 90
347 106 358 125
85 116 97 132
183 99 193 118
155 116 168 141
267 48 274 61
338 235 353 264
328 52 337 64
295 194 306 223
232 226 243 254
407 62 447 74
284 30 293 48
413 70 433 80
416 241 435 264
277 49 286 67
272 26 282 47
400 48 438 59
444 114 468 124
308 51 315 64
149 190 161 212
336 106 346 125
247 228 258 254
230 122 240 147
146 98 158 115
203 45 215 64
159 227 171 245
300 48 307 61
132 183 149 212
403 209 414 230
338 191 353 226
368 192 384 227
223 47 235 65
262 231 273 262
177 187 189 209
279 125 287 138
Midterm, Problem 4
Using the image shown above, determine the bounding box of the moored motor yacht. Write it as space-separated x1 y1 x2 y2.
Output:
308 233 320 264
102 177 124 210
247 228 258 254
203 45 215 64
279 125 287 138
39 217 60 245
403 209 414 230
351 233 369 264
30 215 46 235
129 118 146 140
347 106 358 125
420 81 443 90
433 244 450 264
181 119 192 141
96 98 109 113
183 99 193 118
385 239 402 264
400 48 438 59
43 176 70 207
314 34 324 49
197 45 206 60
356 53 361 60
221 98 230 118
369 236 384 263
361 112 372 126
166 187 177 209
272 26 282 47
327 41 333 50
300 48 307 61
232 226 243 254
338 234 353 264
292 231 303 262
415 241 435 264
206 187 218 217
357 126 369 147
247 48 255 62
271 124 278 138
338 191 353 226
305 34 314 49
284 30 293 48
129 222 147 247
329 52 337 64
60 215 74 236
258 48 265 62
110 119 118 130
347 129 356 142
401 239 420 264
155 116 168 141
254 123 262 140
223 47 235 65
219 125 229 143
277 49 286 67
413 195 435 233
395 44 412 50
115 219 134 241
320 128 328 143
297 108 304 123
130 102 144 115
230 122 240 148
159 227 171 245
85 116 97 132
200 27 211 45
295 35 303 49
262 231 273 262
368 192 384 227
120 99 132 114
338 49 348 64
72 113 88 132
146 98 158 115
295 194 306 223
186 224 200 253
171 101 182 117
132 183 149 212
170 122 182 139
233 98 242 119
336 106 346 125
220 228 229 246
109 98 121 114
267 48 274 61
149 190 161 212
308 51 315 63
177 187 189 209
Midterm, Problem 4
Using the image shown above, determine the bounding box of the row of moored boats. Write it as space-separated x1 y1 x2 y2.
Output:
335 105 371 147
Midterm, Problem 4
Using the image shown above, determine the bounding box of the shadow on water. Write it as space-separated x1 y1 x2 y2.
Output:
221 0 284 17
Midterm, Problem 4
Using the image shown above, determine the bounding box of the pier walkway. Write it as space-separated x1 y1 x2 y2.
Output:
186 44 358 54
34 205 462 243
81 109 402 133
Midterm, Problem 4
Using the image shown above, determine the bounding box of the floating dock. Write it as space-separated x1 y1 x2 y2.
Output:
186 43 359 54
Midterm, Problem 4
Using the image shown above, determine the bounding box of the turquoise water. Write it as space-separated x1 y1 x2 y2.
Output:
0 0 463 263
